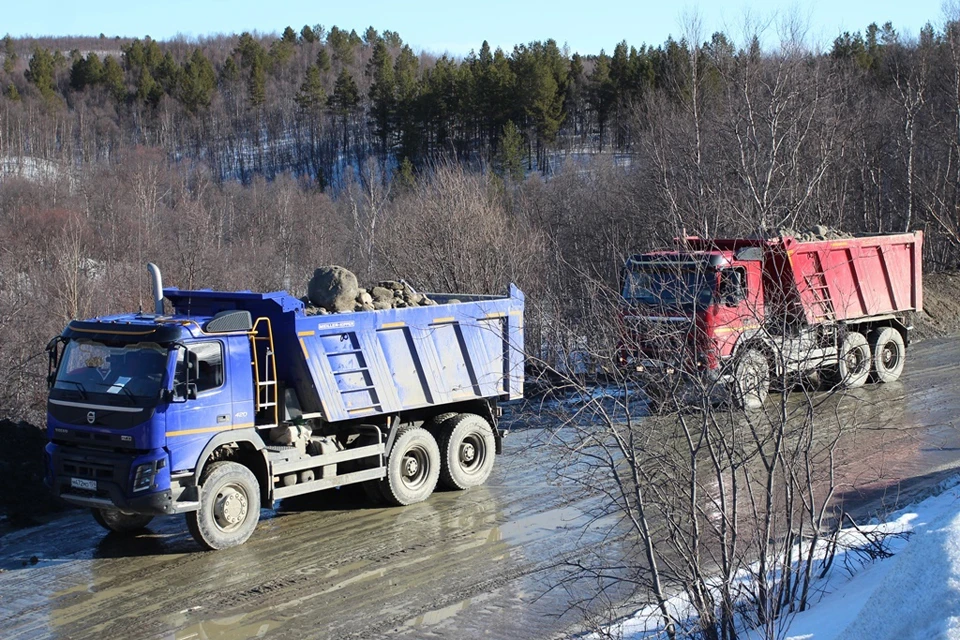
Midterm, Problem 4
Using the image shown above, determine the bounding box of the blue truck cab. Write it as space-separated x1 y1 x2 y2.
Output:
45 265 524 549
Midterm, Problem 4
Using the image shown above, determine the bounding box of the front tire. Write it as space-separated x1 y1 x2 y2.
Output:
380 427 440 506
186 461 261 550
870 327 906 383
92 508 153 534
438 414 496 490
734 349 769 410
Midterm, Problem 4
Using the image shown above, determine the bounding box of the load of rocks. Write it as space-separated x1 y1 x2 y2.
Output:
303 266 453 315
772 225 853 242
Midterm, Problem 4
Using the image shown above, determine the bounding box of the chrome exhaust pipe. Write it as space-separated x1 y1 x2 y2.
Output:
147 263 164 315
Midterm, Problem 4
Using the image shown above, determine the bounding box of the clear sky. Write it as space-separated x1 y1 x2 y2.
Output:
3 0 950 55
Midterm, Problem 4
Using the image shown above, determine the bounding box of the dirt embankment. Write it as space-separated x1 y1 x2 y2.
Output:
912 272 960 343
0 419 70 528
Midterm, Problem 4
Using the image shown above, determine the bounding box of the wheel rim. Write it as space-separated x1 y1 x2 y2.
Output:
458 433 487 476
400 445 430 491
880 341 901 372
845 345 867 374
214 483 249 532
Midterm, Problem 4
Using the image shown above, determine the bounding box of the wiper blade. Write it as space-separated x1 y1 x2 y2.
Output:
57 380 88 400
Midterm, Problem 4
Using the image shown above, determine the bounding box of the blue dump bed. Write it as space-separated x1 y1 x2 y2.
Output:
164 285 525 423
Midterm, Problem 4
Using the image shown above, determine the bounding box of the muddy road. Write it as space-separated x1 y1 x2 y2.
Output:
2 337 960 640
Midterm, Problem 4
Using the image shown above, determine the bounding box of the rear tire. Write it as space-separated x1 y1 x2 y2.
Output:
734 349 769 410
380 427 440 506
832 331 871 389
186 461 260 550
869 327 906 383
92 508 153 534
438 414 496 490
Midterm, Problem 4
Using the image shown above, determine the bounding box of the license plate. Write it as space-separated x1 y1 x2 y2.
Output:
70 477 97 491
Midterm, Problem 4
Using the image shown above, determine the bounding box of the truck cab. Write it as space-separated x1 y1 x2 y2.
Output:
45 311 260 520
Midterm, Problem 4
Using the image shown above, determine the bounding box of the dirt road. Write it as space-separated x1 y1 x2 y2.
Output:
2 337 960 640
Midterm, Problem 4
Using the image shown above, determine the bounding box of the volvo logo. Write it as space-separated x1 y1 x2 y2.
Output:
86 411 96 424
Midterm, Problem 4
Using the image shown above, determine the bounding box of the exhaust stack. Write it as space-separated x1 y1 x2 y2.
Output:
146 263 164 315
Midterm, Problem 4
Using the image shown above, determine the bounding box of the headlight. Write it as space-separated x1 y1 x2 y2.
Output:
133 462 156 492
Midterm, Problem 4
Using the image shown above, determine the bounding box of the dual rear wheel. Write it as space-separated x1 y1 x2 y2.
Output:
365 413 497 506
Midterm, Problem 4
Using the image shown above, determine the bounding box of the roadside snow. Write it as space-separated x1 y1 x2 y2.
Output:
608 478 960 640
781 480 960 640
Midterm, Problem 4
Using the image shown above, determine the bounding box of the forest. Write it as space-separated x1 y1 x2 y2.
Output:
1 14 960 421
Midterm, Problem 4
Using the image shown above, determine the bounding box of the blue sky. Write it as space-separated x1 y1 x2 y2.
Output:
3 0 949 55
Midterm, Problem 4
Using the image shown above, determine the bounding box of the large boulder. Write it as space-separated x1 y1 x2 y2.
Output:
308 266 360 313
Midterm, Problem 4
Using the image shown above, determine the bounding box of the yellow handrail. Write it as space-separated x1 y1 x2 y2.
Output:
249 317 279 426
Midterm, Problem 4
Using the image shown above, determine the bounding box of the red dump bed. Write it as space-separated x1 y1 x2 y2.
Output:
778 232 923 325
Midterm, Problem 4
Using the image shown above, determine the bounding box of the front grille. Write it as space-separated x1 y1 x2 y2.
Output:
62 459 115 480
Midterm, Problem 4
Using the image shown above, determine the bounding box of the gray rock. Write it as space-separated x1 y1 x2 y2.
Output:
308 266 360 313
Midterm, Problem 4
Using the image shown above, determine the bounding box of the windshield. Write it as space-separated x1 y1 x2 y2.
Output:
54 340 170 400
622 264 714 308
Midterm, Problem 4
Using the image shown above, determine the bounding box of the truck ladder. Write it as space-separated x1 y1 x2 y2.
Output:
250 317 279 426
802 260 835 322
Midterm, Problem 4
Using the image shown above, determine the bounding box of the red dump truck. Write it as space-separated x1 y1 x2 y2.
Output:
619 231 923 408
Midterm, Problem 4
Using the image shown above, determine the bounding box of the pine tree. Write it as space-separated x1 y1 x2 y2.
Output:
180 48 216 113
316 48 331 74
328 67 359 115
367 39 396 153
295 64 326 113
5 82 20 101
587 52 615 150
300 25 317 44
25 47 57 101
101 55 126 103
496 120 525 182
394 45 421 161
363 26 379 45
281 26 298 44
248 56 266 108
3 35 17 74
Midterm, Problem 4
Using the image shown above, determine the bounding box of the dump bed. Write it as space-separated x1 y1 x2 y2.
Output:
165 285 525 423
776 232 923 325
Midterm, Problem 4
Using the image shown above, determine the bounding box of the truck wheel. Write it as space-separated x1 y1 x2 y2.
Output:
869 327 906 383
438 414 496 490
381 427 440 506
835 331 871 389
734 349 769 410
186 461 261 550
92 508 153 534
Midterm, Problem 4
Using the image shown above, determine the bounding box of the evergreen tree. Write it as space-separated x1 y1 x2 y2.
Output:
316 48 331 74
587 52 615 150
367 39 396 153
295 64 326 113
101 55 126 103
248 56 266 108
5 82 20 101
394 45 421 161
25 47 57 100
327 26 356 65
496 120 525 182
180 48 216 113
382 30 403 49
328 67 359 114
363 26 379 45
281 26 298 44
300 25 317 44
3 35 18 74
394 156 416 190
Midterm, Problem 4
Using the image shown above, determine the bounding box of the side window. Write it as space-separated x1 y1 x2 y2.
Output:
719 268 747 306
175 342 224 394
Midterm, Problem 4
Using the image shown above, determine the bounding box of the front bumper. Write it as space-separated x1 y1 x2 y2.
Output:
626 359 735 406
46 444 197 515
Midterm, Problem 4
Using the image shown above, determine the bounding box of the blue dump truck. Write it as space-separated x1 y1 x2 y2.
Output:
44 265 524 549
